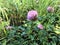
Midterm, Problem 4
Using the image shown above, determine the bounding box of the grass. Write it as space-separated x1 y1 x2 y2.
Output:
0 0 60 45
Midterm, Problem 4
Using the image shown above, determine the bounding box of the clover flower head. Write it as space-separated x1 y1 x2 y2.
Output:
27 10 38 20
47 6 54 12
6 26 13 30
37 24 44 30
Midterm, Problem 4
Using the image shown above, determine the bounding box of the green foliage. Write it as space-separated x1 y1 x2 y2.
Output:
0 0 60 45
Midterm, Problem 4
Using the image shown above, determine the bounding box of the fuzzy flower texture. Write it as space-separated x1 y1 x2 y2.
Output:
37 24 44 30
27 10 38 21
6 26 13 30
47 6 54 12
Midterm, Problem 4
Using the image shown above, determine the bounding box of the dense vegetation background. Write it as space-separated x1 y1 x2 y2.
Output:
0 0 60 45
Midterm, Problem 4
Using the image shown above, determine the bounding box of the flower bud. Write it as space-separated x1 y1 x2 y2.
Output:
37 24 44 30
6 26 13 30
47 6 54 12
